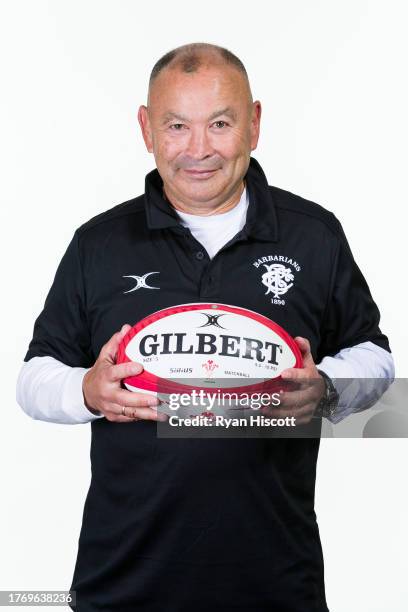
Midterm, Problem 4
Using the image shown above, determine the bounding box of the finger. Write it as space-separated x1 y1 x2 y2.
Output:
101 403 138 422
293 336 314 368
278 389 304 409
293 403 318 421
111 388 160 408
278 387 317 408
99 324 133 362
123 406 168 421
108 360 144 383
280 368 308 382
262 400 317 419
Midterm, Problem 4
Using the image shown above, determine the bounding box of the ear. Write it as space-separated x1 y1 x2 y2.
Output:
138 105 153 153
250 100 262 151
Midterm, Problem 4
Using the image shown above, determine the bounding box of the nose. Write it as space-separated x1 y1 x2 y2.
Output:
185 125 214 161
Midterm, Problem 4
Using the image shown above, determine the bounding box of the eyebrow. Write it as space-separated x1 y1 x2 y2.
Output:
161 107 237 125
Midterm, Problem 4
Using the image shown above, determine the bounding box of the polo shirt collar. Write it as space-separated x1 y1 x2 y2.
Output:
143 155 279 242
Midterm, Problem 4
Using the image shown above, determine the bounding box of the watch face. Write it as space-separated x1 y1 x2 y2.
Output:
315 371 339 417
322 393 339 417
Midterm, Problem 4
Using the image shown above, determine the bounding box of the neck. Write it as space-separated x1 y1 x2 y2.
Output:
162 180 246 216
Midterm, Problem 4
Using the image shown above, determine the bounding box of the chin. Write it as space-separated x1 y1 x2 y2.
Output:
176 180 221 198
183 189 219 203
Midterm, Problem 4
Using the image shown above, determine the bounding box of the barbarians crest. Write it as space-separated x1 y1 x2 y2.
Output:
261 263 294 298
252 255 301 305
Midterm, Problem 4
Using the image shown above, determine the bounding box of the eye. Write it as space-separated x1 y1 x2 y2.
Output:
213 120 228 129
169 123 185 131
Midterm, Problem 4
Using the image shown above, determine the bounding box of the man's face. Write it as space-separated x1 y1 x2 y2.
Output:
138 63 261 207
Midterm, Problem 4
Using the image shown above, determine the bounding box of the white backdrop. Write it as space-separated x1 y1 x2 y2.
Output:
1 1 407 610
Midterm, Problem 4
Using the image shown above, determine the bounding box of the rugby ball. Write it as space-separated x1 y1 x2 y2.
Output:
116 303 302 417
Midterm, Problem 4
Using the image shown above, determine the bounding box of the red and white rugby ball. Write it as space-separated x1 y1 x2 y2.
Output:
116 303 302 416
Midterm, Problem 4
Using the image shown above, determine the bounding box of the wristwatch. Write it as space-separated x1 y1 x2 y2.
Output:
314 369 339 419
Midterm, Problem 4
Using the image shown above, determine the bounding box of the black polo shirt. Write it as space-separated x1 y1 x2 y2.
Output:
24 156 390 611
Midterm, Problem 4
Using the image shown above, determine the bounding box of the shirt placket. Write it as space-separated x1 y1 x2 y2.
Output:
180 227 250 301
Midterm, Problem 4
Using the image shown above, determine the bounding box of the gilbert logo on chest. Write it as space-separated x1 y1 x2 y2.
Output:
253 254 301 305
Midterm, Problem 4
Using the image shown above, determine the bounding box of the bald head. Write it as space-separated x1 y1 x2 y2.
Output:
147 42 253 110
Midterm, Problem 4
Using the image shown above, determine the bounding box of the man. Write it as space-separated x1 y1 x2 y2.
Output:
17 43 394 611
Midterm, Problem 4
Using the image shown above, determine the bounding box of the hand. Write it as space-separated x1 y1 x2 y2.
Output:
82 324 168 423
260 337 326 426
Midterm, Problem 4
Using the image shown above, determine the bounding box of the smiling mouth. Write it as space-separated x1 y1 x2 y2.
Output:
183 168 219 178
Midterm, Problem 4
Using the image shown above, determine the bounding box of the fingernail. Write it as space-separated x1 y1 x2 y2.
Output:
148 397 160 406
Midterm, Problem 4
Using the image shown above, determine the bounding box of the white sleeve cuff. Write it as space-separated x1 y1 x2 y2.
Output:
16 356 104 424
316 341 395 423
60 366 105 423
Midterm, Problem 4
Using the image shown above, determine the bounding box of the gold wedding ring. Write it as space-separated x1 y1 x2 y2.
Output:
121 406 138 420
